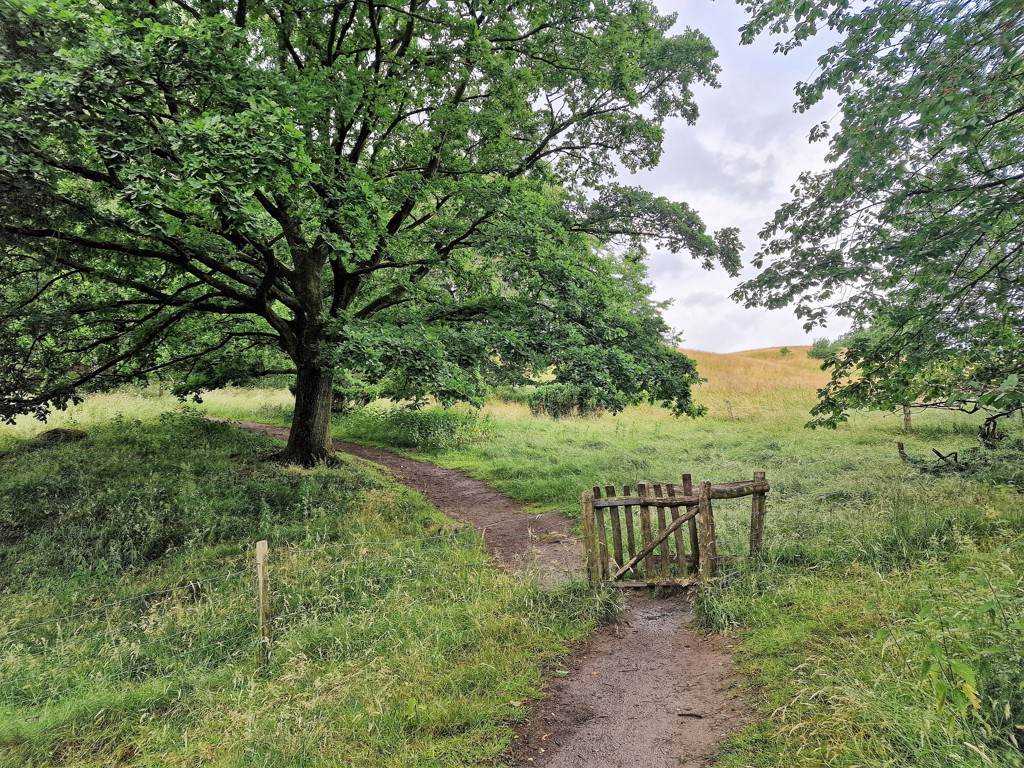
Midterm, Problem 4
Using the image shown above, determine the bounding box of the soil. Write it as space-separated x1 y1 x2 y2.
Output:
213 418 752 767
511 592 750 768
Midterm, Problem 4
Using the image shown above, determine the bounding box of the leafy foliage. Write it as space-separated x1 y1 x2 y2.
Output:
0 0 740 461
806 337 838 360
733 0 1024 428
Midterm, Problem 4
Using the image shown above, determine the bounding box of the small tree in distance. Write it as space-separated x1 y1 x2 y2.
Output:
0 0 740 464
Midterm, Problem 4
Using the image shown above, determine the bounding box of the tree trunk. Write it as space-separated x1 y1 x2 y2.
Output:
282 363 334 465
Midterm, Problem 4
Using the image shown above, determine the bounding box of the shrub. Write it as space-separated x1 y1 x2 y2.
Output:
527 383 606 418
339 406 491 451
807 337 839 359
487 384 537 406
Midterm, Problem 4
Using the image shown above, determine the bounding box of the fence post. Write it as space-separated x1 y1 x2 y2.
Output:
255 539 271 674
697 481 718 582
749 471 767 559
682 473 698 575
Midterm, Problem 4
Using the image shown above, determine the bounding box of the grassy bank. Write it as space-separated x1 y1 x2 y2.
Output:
0 411 614 767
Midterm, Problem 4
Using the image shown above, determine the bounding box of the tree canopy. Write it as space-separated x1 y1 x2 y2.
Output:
0 0 740 463
733 0 1024 430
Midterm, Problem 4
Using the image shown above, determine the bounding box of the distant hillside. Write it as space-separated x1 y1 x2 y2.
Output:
680 346 830 421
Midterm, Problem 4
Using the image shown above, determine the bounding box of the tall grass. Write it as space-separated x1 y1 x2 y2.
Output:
0 412 615 767
11 347 1024 766
339 405 493 452
686 346 832 420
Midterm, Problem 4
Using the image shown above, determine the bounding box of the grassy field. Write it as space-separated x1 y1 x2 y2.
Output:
0 407 615 767
329 347 1024 767
4 347 1024 767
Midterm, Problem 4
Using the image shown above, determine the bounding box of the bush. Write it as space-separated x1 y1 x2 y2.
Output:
527 383 606 418
487 384 537 406
808 337 840 359
339 406 491 451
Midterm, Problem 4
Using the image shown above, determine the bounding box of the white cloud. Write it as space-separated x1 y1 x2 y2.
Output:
625 0 852 351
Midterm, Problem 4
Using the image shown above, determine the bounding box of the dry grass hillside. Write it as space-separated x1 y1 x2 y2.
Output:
681 346 830 421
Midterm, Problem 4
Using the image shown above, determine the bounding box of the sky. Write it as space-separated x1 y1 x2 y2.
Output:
629 0 850 352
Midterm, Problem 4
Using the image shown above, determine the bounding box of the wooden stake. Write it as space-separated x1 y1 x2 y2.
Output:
697 482 718 581
637 483 654 579
749 471 767 559
256 539 271 674
653 483 670 576
683 474 699 575
666 483 687 577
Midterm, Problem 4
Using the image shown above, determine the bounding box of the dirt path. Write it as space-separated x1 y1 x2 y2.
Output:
512 593 749 768
212 418 581 584
213 418 750 767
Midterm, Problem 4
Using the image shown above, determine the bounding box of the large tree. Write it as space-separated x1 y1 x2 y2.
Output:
732 0 1024 429
0 0 740 463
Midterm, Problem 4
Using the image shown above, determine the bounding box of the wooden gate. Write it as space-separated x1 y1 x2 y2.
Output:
581 472 768 586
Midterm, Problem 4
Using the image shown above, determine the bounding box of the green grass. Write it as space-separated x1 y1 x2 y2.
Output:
11 349 1024 766
312 348 1024 767
0 410 616 767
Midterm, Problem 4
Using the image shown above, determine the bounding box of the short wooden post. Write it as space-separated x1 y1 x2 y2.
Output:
902 405 912 433
255 539 271 674
652 483 670 576
696 482 718 581
749 471 767 559
683 474 699 575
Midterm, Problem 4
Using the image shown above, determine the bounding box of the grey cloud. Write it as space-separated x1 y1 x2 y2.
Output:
611 0 846 350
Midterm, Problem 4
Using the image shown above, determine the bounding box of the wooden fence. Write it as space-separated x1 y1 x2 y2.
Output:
581 472 768 587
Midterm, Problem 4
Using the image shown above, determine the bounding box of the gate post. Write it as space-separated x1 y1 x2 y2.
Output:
696 481 718 581
682 473 698 575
